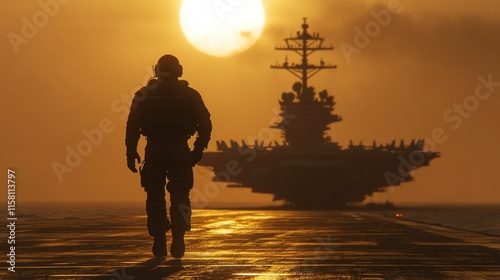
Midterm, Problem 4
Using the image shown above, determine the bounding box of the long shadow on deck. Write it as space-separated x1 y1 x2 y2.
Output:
108 258 183 280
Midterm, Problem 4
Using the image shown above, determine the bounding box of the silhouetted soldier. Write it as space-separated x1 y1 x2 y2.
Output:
125 54 212 258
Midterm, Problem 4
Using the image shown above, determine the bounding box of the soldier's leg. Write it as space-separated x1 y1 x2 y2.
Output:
146 185 170 237
166 151 193 258
166 152 193 232
143 150 170 237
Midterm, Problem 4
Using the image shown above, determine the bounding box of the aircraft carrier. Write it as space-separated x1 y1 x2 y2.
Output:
199 19 439 208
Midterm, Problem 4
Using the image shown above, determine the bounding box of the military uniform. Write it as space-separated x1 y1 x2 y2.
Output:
125 64 211 257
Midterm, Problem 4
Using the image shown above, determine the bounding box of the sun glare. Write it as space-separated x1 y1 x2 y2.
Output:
180 0 265 57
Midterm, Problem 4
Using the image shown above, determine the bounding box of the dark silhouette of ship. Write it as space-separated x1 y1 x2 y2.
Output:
198 19 439 208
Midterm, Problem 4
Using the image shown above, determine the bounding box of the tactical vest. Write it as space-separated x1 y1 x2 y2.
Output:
141 81 195 139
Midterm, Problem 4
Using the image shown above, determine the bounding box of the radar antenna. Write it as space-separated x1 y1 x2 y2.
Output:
271 18 337 101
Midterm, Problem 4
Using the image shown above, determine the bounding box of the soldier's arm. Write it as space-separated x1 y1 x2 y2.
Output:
191 90 212 150
125 87 148 153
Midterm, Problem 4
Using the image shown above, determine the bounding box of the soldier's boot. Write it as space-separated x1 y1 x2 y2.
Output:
152 234 167 257
170 229 185 258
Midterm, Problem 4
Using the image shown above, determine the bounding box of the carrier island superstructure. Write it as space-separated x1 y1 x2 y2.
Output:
198 19 439 208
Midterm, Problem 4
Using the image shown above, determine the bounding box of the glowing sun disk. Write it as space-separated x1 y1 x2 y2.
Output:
180 0 266 57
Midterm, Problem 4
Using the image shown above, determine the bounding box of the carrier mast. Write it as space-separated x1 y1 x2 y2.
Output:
270 18 336 100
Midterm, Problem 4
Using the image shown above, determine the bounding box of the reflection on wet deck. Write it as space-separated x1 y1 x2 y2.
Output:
1 209 499 279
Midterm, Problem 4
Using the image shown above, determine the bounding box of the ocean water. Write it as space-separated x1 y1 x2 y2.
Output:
368 205 500 236
15 202 500 236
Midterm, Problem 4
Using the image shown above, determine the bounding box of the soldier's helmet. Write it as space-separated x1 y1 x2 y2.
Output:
155 54 183 78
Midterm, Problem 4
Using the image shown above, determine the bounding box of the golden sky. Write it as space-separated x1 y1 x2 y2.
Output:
1 0 500 206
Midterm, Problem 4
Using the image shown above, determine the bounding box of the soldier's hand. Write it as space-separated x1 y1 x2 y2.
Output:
191 148 203 167
127 151 141 173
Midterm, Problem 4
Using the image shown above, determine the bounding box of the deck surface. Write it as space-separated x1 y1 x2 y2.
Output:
1 209 500 279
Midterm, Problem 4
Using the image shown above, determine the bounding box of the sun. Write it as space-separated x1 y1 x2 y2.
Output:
179 0 265 57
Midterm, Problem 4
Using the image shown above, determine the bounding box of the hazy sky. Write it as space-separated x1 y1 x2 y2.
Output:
1 0 499 206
